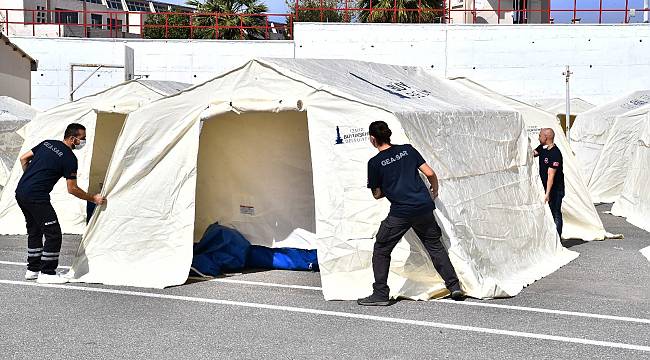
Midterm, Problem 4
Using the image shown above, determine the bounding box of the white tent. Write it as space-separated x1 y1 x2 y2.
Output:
69 59 577 301
0 80 189 235
610 109 650 232
535 98 595 117
0 96 38 194
570 90 650 186
450 78 605 241
588 104 650 203
641 247 650 262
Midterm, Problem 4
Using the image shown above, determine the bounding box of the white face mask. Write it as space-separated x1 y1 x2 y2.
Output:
74 139 86 150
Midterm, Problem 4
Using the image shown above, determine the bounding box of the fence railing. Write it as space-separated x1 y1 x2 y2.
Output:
1 3 648 40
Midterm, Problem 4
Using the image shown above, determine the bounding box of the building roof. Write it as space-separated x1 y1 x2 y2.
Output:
0 34 38 71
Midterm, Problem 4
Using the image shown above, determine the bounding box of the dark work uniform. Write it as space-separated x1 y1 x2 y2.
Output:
367 144 461 298
16 140 78 275
535 144 565 236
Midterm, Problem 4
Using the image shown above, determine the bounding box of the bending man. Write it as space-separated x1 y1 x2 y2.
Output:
358 121 463 306
16 123 106 284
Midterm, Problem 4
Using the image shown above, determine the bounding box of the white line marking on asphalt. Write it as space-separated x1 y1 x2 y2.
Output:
0 279 649 353
1 260 649 325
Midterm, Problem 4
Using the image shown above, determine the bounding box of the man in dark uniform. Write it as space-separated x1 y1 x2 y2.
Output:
533 128 565 236
358 121 464 306
16 123 106 284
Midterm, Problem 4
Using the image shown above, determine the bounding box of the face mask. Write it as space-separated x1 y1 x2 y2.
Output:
75 139 86 150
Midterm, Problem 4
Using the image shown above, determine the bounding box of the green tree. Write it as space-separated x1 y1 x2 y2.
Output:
187 0 269 40
142 12 192 39
356 0 443 23
286 0 349 22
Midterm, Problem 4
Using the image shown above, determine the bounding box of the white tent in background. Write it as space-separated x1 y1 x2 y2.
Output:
610 109 650 232
588 104 650 203
69 59 577 301
0 96 38 194
0 80 189 235
536 98 595 117
450 78 605 241
570 90 650 186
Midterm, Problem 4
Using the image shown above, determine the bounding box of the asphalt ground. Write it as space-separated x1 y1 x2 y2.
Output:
0 203 648 359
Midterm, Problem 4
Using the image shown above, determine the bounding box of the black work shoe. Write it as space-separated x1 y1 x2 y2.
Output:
357 294 391 306
450 289 465 301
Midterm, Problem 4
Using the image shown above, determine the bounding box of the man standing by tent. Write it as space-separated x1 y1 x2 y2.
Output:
15 123 105 284
358 121 464 306
533 128 565 236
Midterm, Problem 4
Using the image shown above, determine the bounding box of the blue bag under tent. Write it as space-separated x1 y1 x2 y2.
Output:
246 245 319 272
190 223 251 277
190 223 319 277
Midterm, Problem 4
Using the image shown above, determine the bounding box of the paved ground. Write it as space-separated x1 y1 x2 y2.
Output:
0 204 648 359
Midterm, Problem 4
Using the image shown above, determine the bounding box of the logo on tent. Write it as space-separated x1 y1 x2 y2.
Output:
349 72 432 100
335 126 369 145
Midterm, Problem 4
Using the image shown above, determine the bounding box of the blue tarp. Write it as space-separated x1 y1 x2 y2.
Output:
191 223 319 276
246 245 319 272
191 224 250 276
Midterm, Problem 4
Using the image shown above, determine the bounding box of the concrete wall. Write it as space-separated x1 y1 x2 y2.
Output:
0 40 32 104
7 23 650 109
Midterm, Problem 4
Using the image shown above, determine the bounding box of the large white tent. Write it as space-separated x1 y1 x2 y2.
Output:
450 78 605 241
0 96 38 194
586 104 650 204
570 90 650 187
68 59 577 301
610 108 650 232
0 80 189 235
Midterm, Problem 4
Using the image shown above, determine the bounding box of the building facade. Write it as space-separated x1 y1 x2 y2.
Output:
0 33 37 104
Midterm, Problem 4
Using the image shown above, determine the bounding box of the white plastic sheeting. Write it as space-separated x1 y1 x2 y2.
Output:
451 78 605 241
610 110 650 232
68 59 577 300
588 104 650 203
0 80 189 235
534 98 595 117
0 96 38 194
570 90 650 187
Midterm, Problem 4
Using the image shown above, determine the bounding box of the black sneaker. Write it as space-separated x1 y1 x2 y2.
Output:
357 294 391 306
450 289 465 301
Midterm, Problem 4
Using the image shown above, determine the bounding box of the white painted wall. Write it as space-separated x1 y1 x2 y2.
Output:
7 23 650 109
9 37 295 109
294 23 650 104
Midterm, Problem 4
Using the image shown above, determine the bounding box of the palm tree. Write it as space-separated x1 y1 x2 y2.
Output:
356 0 443 23
287 0 348 23
186 0 269 40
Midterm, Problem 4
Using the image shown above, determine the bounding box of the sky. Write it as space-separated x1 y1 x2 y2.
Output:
165 0 648 24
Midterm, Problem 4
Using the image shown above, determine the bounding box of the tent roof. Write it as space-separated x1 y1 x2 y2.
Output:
538 98 596 115
255 58 511 114
0 96 38 122
137 80 192 97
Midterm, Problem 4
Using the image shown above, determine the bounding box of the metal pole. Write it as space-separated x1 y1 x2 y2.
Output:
563 65 573 144
645 0 649 22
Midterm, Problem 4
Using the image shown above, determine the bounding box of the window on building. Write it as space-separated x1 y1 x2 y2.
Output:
91 14 103 29
106 0 124 10
36 6 47 23
55 9 79 24
82 0 104 4
126 0 150 11
109 18 123 31
153 3 170 13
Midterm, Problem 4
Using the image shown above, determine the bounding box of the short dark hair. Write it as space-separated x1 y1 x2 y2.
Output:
369 121 392 146
64 123 86 139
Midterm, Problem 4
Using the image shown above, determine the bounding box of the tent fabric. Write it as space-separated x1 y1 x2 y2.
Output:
450 78 605 241
641 246 650 262
534 98 595 116
610 110 650 232
570 91 650 185
0 97 38 194
0 80 190 235
587 104 650 203
68 59 577 301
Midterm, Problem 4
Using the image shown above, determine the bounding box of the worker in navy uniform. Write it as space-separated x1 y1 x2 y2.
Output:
533 128 565 236
15 123 106 284
358 121 464 306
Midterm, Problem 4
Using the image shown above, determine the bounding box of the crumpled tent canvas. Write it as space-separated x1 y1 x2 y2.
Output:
0 96 38 195
570 90 650 188
0 80 189 235
534 98 595 117
450 78 605 241
586 104 650 204
69 59 577 301
610 109 650 232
